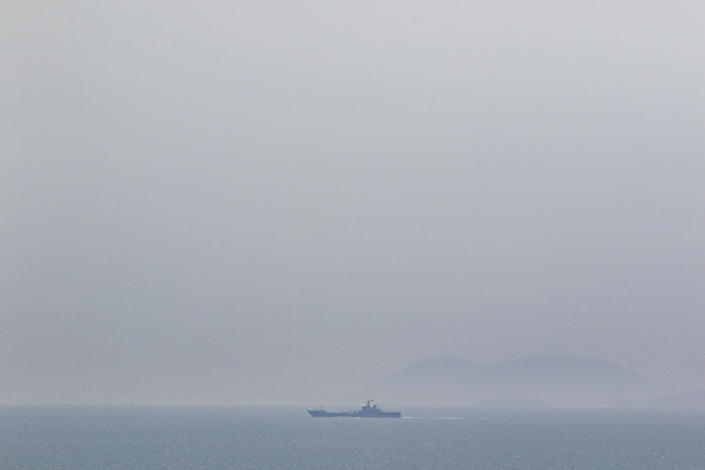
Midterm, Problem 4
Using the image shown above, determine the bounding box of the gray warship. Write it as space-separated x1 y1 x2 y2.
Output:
308 400 401 418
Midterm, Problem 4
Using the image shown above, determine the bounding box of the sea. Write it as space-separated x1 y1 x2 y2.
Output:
1 406 704 469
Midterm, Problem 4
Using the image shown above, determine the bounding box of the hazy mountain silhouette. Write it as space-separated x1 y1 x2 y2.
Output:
377 354 662 407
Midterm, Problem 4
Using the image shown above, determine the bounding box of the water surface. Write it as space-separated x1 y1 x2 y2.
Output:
1 407 704 469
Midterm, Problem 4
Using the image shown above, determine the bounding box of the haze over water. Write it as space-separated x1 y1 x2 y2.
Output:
4 0 704 407
3 1 705 468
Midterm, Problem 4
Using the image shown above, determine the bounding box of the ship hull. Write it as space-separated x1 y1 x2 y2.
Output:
307 410 354 417
308 400 401 418
307 410 401 418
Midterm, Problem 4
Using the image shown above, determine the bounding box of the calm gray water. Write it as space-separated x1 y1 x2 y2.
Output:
1 407 704 469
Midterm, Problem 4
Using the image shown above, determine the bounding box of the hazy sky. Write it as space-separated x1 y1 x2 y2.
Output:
2 0 704 404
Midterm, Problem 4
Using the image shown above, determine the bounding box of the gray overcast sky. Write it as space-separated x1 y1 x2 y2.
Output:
2 0 704 404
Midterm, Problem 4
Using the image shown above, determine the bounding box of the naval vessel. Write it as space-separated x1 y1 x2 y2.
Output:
308 400 401 418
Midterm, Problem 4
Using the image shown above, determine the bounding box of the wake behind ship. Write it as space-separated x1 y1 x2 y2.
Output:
308 400 401 418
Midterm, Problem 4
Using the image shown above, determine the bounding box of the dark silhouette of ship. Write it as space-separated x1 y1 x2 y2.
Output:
308 399 401 418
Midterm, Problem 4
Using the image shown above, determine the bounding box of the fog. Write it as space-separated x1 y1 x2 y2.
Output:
2 0 703 405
